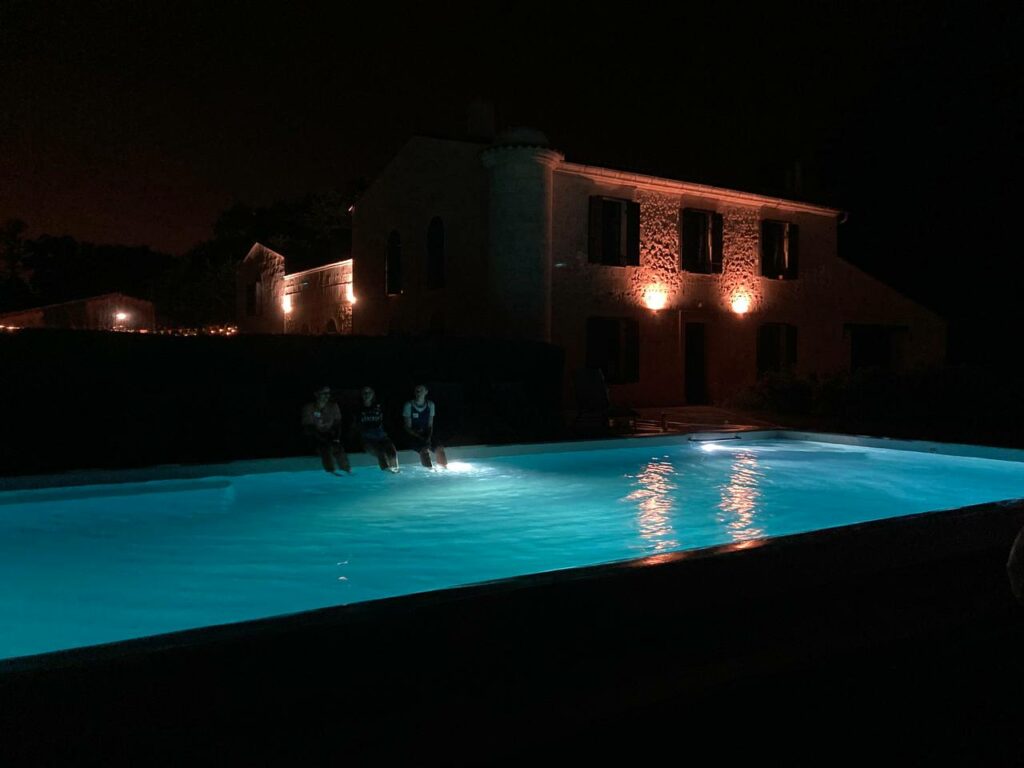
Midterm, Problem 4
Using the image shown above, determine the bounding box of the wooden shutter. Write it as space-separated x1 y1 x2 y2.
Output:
623 318 640 382
588 197 603 264
625 201 641 266
760 220 772 276
786 223 799 278
784 324 798 369
711 213 724 273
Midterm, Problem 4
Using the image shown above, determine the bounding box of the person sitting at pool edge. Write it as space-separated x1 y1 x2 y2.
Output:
403 383 448 469
301 385 351 475
356 386 400 472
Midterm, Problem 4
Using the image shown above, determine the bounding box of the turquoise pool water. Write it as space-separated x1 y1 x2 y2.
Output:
3 436 1024 660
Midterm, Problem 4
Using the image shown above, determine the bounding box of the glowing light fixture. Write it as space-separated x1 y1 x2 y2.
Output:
643 285 669 311
282 295 293 314
730 292 751 315
115 312 128 321
346 284 356 304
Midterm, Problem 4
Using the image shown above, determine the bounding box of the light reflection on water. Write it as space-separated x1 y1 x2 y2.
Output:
624 458 680 553
717 450 765 542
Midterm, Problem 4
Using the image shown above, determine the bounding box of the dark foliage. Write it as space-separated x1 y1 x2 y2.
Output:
732 366 1024 447
0 190 353 326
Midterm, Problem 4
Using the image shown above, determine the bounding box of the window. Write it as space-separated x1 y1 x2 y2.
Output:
757 323 798 376
680 208 723 273
760 220 799 279
245 280 262 317
586 316 640 384
386 230 402 295
848 324 902 372
588 197 640 266
427 217 445 289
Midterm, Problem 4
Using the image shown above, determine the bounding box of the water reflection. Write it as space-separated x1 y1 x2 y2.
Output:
717 450 765 542
625 458 680 553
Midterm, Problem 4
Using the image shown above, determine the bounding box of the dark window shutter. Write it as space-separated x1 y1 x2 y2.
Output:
588 197 603 264
757 324 778 375
680 209 698 272
784 324 798 369
711 213 724 273
602 200 622 265
587 316 640 384
586 317 613 379
625 201 641 266
623 318 640 382
786 223 799 278
760 221 774 276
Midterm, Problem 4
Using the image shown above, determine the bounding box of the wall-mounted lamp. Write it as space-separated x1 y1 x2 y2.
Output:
643 285 669 311
730 292 751 315
282 295 293 314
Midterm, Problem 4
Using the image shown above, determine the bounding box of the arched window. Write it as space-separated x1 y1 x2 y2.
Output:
386 230 402 295
245 280 262 316
324 318 339 334
427 217 445 289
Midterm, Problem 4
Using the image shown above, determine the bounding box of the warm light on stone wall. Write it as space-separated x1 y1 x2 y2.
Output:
719 208 762 313
630 191 764 314
633 191 684 308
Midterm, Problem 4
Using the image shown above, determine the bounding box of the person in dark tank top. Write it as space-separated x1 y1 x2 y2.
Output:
356 386 399 472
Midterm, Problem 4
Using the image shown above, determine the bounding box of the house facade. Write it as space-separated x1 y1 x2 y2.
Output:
350 130 944 406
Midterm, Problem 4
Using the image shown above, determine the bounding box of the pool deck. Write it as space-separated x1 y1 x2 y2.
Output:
565 404 781 438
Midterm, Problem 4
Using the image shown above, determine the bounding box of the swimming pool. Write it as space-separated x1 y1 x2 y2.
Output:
3 431 1024 661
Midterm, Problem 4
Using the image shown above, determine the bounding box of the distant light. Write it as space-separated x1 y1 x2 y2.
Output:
643 285 669 311
731 292 751 315
115 312 128 321
347 204 355 213
282 295 293 314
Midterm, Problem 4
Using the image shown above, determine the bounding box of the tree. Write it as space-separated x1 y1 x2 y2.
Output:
0 219 35 311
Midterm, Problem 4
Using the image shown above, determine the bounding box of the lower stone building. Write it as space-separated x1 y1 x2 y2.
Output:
236 243 354 335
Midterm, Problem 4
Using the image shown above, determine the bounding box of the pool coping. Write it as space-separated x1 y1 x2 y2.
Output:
3 428 1024 493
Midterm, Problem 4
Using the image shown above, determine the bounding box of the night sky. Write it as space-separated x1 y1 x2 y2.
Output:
2 1 1021 351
